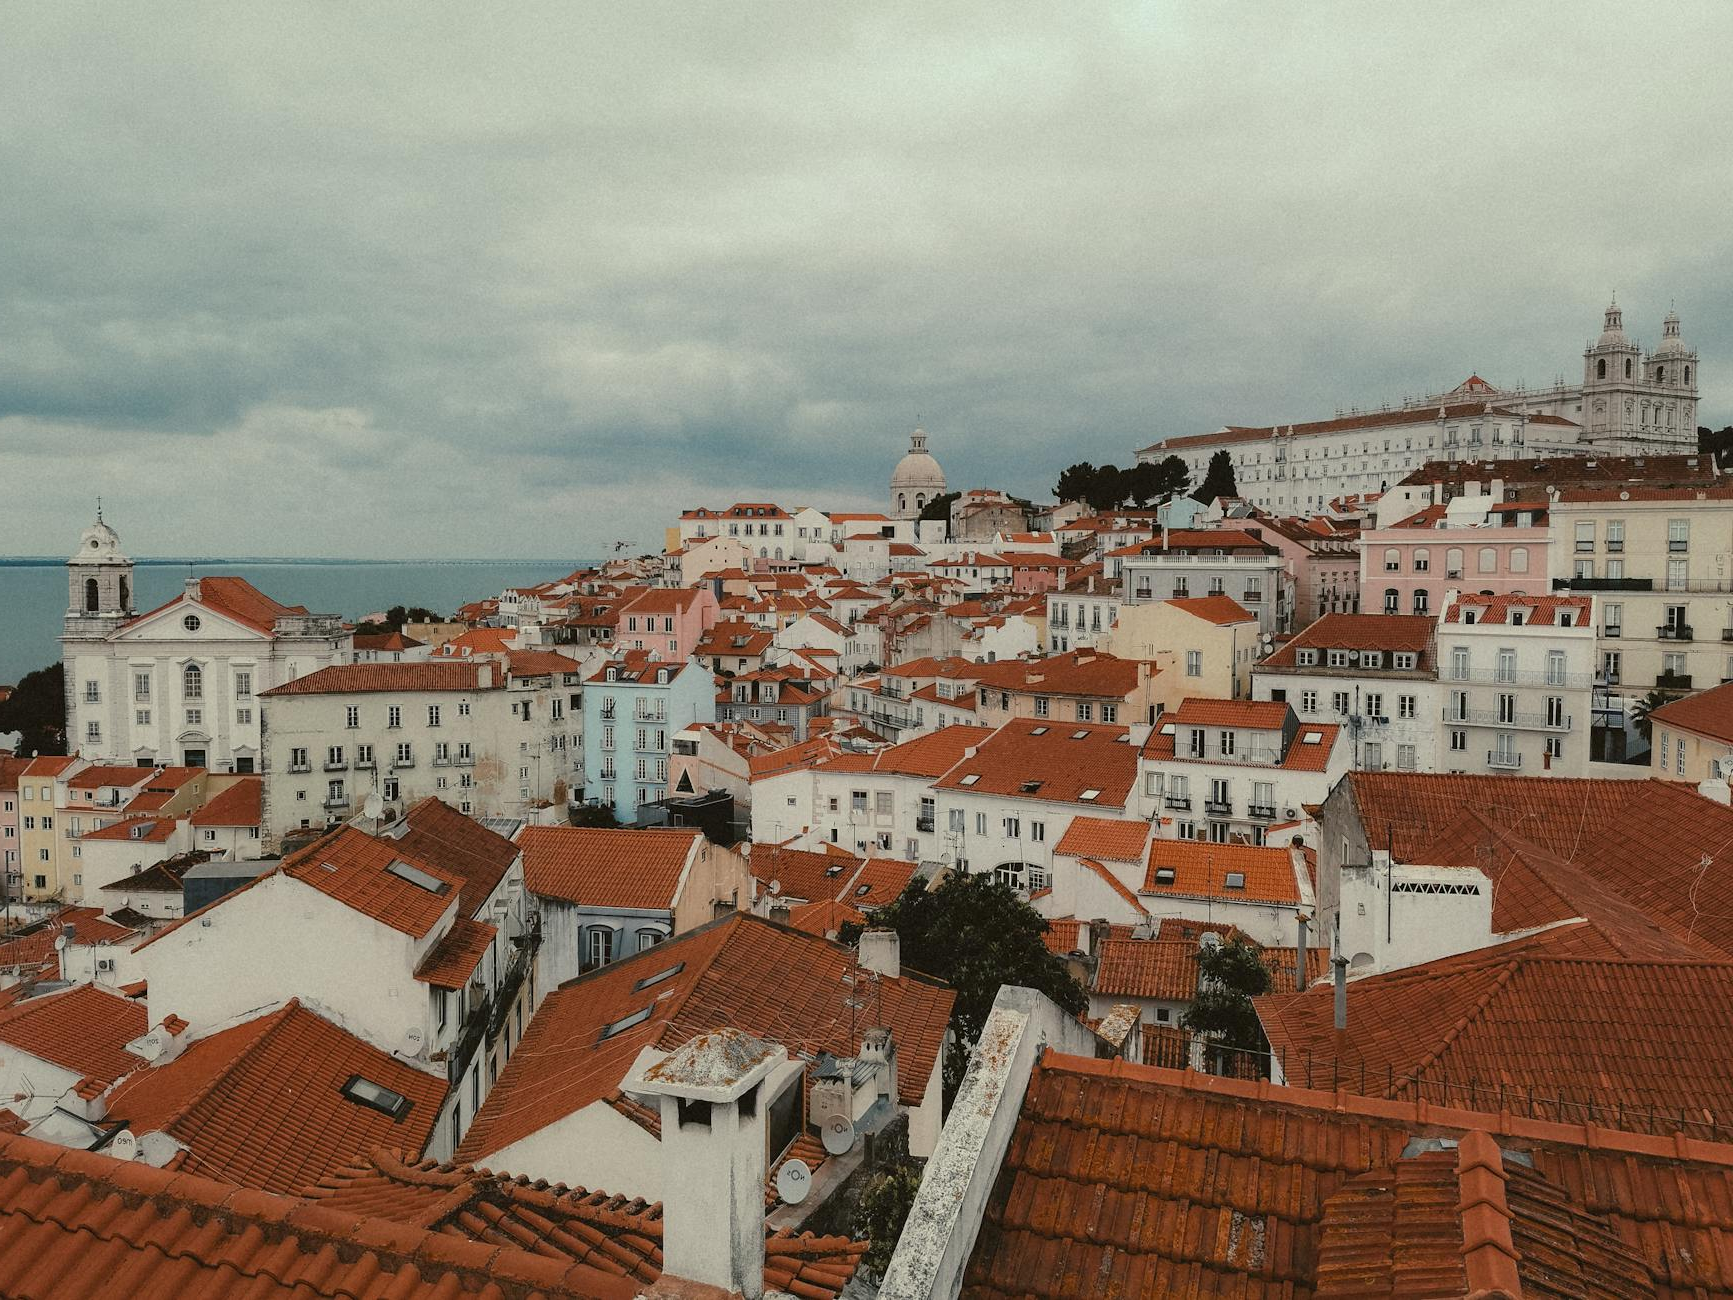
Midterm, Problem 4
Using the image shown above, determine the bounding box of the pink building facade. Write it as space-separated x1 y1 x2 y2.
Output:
1360 501 1551 617
617 586 721 662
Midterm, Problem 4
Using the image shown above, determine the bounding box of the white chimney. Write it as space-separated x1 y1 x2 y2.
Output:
859 929 901 980
634 1029 799 1299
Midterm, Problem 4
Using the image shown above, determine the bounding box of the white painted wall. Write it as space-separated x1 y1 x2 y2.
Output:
479 1100 662 1198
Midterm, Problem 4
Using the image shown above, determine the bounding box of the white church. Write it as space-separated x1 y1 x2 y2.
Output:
60 516 350 773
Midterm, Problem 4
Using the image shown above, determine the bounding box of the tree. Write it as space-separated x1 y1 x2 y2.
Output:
568 803 620 829
1122 461 1161 507
1054 462 1101 507
854 1157 924 1281
918 491 958 524
0 662 66 757
1193 449 1238 504
1181 937 1272 1073
1630 688 1674 743
1153 454 1191 499
863 872 1087 1099
1700 426 1733 469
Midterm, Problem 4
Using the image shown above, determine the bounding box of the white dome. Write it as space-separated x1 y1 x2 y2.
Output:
891 428 946 489
71 518 127 564
1656 309 1689 356
1595 300 1630 349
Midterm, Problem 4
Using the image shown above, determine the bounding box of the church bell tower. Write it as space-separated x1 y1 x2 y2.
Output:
64 509 136 641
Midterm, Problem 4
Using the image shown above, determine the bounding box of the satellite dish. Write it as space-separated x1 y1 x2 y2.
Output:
767 879 782 897
53 934 68 951
401 1027 425 1055
775 1158 813 1205
362 792 385 822
821 1114 857 1156
110 1130 138 1161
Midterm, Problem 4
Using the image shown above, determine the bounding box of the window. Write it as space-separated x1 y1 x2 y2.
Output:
235 670 252 699
1669 518 1689 552
1574 521 1594 552
1364 741 1383 769
388 705 402 728
1478 547 1496 574
1604 603 1622 637
1300 690 1317 714
326 745 344 767
1364 692 1383 720
345 705 360 728
1033 697 1050 718
182 614 201 633
1100 703 1117 723
851 790 868 813
135 709 150 726
395 742 413 765
1509 547 1528 574
1495 649 1516 684
1545 651 1566 687
133 671 151 702
1667 558 1688 592
84 679 100 703
1002 816 1020 839
1185 651 1202 676
1383 548 1400 572
1413 548 1429 573
182 664 203 700
1219 730 1235 757
1030 820 1045 843
1383 588 1399 614
1396 744 1416 771
1446 548 1463 578
340 1075 412 1120
427 705 442 727
1076 702 1093 722
1412 589 1428 615
1574 559 1594 580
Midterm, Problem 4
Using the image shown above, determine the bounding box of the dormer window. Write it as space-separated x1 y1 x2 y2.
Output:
1297 649 1317 667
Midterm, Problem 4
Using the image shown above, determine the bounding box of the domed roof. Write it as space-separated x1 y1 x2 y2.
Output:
891 427 946 491
1656 308 1689 356
1595 299 1630 350
71 516 127 564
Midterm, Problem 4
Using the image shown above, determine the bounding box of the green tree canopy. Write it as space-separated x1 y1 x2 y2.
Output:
1193 449 1239 503
0 662 66 757
918 490 959 523
1182 936 1274 1072
860 872 1086 1097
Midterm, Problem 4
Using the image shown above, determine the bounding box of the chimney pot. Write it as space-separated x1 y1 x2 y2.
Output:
859 929 901 980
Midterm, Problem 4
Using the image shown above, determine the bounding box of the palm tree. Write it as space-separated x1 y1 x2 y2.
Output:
1630 688 1671 742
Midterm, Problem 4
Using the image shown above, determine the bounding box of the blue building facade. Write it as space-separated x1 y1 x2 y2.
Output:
581 654 716 824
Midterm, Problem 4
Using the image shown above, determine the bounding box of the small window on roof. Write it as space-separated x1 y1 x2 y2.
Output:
340 1074 412 1120
1070 730 1090 740
1159 723 1175 735
1029 726 1048 735
855 884 871 897
1302 732 1322 745
1224 872 1246 889
599 1006 654 1041
632 963 685 992
387 859 449 894
1079 788 1101 802
1154 867 1176 885
1020 779 1042 793
960 774 980 786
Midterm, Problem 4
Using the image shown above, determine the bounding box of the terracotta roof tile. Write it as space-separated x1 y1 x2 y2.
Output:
188 776 261 827
933 718 1137 809
964 1050 1733 1300
104 1001 447 1195
394 797 520 917
0 984 147 1083
1142 838 1302 905
970 650 1152 700
519 827 699 911
1652 679 1733 746
261 661 496 695
457 914 953 1164
0 1130 636 1299
125 575 310 637
1260 611 1438 670
0 908 136 968
413 917 497 990
281 826 461 939
1163 594 1257 625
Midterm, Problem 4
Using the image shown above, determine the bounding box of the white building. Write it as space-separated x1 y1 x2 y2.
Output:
62 518 350 774
890 427 947 520
258 657 576 847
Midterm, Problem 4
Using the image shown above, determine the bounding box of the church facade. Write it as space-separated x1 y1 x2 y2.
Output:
60 518 349 773
1138 301 1700 514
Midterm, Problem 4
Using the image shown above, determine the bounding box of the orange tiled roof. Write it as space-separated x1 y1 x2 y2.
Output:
413 917 497 990
785 897 871 938
1164 594 1256 625
103 1000 447 1195
303 1148 865 1298
126 575 310 637
1346 773 1733 959
519 827 699 911
394 797 520 917
971 650 1152 701
457 914 953 1163
188 776 261 827
64 764 155 791
1052 816 1151 862
1260 611 1437 671
1652 679 1733 745
0 908 136 968
261 662 495 695
932 718 1136 809
963 1050 1733 1299
1040 918 1136 956
79 815 175 843
0 984 147 1085
281 826 461 939
1442 593 1593 626
1093 937 1205 1001
750 844 916 909
1166 696 1291 730
0 1130 636 1299
505 649 583 677
1142 838 1302 905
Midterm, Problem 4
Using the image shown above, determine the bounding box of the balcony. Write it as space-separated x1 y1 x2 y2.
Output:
1486 751 1524 770
432 756 450 767
1205 799 1233 817
455 755 475 767
322 760 348 772
323 795 350 810
1446 708 1572 731
1656 672 1693 691
1657 624 1694 641
1247 803 1277 820
392 757 416 770
916 816 935 832
354 758 376 770
1164 794 1192 811
1606 540 1624 553
288 762 311 774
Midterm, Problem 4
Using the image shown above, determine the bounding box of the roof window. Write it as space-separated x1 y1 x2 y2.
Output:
960 774 980 786
1159 723 1175 735
386 859 449 894
1070 730 1090 740
1079 788 1102 802
1302 732 1323 745
1153 867 1176 885
1020 780 1043 794
1223 872 1246 890
340 1074 412 1120
598 1006 654 1042
1029 726 1048 735
632 963 685 992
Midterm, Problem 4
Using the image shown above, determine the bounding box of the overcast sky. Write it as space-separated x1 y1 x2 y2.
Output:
4 3 1731 559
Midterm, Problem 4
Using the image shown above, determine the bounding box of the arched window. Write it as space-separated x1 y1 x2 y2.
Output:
1597 358 1607 380
84 577 99 612
1413 547 1430 573
1383 548 1400 573
1686 366 1692 384
1446 547 1464 577
1625 358 1633 379
1509 547 1528 574
898 493 906 512
1478 547 1496 574
1413 589 1429 614
916 493 926 509
1657 365 1666 382
118 577 129 610
183 663 203 700
1383 588 1399 614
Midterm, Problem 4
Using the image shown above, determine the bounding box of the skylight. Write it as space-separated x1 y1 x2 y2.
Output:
1224 872 1246 890
1302 732 1323 745
1079 788 1101 802
1070 731 1090 740
1029 726 1048 735
340 1074 412 1121
1154 867 1176 885
960 774 980 786
1020 780 1043 793
386 859 449 894
632 963 685 993
1159 723 1175 735
599 1006 654 1041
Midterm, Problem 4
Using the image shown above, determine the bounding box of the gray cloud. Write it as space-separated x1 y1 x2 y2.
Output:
3 1 1731 559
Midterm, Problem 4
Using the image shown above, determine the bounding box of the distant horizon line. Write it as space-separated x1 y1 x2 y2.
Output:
0 555 591 567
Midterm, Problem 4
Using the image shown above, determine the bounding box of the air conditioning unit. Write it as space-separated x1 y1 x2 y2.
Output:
1284 807 1298 819
96 958 115 973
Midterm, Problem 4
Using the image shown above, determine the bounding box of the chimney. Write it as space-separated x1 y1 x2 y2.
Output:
183 576 202 600
859 929 901 980
1332 955 1349 1031
861 1026 898 1112
1087 917 1111 958
1295 913 1309 993
634 1029 799 1299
